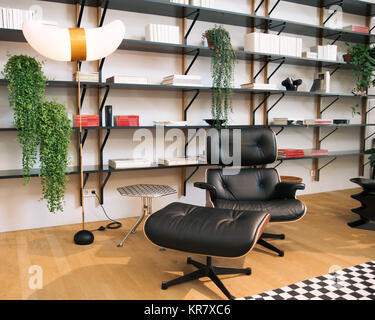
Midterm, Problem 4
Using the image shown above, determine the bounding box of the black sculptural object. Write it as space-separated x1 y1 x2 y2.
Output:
282 77 302 91
349 178 375 231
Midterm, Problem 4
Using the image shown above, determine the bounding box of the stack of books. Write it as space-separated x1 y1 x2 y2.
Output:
304 119 333 125
302 52 318 59
159 156 205 166
278 149 305 159
241 83 279 90
109 158 153 169
74 115 99 127
168 0 189 4
153 120 188 126
74 72 99 83
115 115 139 127
310 45 337 61
310 71 331 93
162 75 202 86
304 149 329 156
272 118 289 125
145 24 180 44
0 7 35 29
106 75 148 85
190 0 215 7
244 32 302 57
343 25 369 34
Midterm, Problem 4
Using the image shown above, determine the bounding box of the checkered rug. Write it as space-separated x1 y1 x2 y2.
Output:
241 260 375 300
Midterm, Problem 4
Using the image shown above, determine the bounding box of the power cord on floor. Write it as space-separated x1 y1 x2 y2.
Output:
91 191 122 232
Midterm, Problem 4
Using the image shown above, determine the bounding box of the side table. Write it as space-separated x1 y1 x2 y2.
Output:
117 184 177 247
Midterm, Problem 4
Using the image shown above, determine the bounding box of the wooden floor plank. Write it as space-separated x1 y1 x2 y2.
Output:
0 188 374 300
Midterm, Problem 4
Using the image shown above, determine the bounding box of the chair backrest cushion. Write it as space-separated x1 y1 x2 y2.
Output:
207 168 280 201
206 127 277 166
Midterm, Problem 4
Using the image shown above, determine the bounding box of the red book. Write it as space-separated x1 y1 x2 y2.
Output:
343 25 369 34
115 115 139 127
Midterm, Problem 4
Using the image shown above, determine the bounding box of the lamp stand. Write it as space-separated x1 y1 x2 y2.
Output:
74 63 94 245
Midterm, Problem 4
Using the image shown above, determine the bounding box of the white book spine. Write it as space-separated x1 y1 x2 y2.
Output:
0 8 3 28
3 8 8 28
145 24 151 41
7 8 13 29
244 33 259 52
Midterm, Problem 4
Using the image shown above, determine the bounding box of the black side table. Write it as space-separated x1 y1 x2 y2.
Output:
349 178 375 231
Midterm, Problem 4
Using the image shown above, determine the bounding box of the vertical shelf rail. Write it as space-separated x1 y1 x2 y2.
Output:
359 13 372 176
250 0 256 126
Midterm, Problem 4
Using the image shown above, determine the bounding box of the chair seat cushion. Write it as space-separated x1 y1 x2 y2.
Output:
144 202 270 258
213 199 306 223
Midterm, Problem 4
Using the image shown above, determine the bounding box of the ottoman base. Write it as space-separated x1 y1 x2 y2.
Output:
161 256 251 300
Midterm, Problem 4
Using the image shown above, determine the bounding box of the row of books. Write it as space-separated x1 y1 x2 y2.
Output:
145 24 180 44
311 45 337 61
73 115 141 127
272 118 350 125
278 149 329 159
74 72 99 83
244 32 302 57
161 74 202 86
240 83 279 90
106 75 148 85
343 25 369 34
0 7 35 30
109 156 205 169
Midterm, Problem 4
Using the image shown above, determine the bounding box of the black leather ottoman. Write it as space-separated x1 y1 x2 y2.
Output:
144 202 270 299
349 178 375 231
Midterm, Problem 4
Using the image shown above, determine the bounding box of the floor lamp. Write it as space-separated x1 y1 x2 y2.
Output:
22 19 125 245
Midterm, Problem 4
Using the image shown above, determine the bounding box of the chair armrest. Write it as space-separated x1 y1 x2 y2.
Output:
274 182 305 199
194 182 217 199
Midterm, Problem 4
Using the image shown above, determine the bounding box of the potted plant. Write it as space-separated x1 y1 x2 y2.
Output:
203 25 237 128
345 43 375 95
2 54 72 213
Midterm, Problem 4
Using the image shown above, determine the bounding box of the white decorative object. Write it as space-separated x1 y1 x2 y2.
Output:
23 20 125 62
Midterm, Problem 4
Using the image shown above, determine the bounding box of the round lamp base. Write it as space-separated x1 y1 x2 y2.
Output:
74 230 94 245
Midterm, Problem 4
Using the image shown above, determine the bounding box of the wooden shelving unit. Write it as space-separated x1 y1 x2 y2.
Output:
1 0 374 203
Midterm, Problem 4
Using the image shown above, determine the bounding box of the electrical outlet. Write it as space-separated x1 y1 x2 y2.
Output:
310 170 315 177
83 189 97 198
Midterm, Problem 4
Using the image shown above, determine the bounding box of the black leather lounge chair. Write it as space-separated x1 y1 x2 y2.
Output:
197 127 307 257
144 128 306 299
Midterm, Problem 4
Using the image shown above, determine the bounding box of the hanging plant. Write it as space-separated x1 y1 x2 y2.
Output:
203 25 237 128
2 54 47 184
345 43 375 95
39 100 72 213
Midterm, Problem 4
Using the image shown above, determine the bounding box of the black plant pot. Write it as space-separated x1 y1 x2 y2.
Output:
204 119 227 127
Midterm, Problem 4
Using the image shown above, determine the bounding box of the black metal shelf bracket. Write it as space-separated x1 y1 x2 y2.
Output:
366 105 375 116
183 166 199 196
325 31 342 45
317 157 337 180
268 21 287 36
100 129 111 171
184 9 200 44
267 59 285 83
253 93 271 125
275 127 285 136
80 84 87 108
330 65 341 76
273 159 283 169
81 129 89 148
99 0 109 27
77 0 86 28
185 49 200 75
254 0 265 14
319 127 339 147
184 89 200 121
185 130 198 155
268 0 281 16
99 58 106 82
365 131 375 141
323 1 343 26
100 171 112 205
254 57 285 83
99 85 110 126
265 92 285 124
320 96 340 116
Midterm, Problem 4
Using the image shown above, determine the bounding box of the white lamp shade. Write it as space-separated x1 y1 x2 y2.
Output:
22 20 125 62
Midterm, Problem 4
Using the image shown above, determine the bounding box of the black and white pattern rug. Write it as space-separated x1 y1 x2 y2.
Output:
241 260 375 300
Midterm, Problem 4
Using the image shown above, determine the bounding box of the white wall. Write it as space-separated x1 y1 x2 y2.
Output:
0 0 374 232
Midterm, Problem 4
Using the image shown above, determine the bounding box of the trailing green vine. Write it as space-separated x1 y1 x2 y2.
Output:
39 100 72 213
204 26 237 128
2 54 72 213
2 54 47 185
